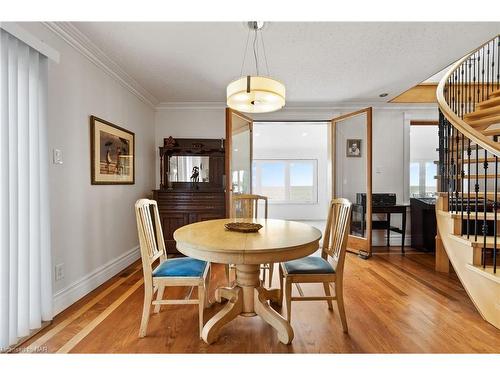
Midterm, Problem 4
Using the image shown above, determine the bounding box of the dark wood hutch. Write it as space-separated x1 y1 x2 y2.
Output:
153 137 226 255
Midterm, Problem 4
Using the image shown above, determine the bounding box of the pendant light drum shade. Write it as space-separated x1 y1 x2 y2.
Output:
227 75 285 113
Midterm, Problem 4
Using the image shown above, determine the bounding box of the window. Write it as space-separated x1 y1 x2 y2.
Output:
253 159 317 203
410 161 436 197
410 162 420 197
409 125 439 197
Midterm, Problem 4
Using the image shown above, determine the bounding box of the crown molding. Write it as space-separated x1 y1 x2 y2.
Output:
43 22 159 108
155 101 225 110
155 101 438 111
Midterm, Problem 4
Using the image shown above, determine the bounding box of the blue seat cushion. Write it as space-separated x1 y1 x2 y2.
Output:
283 256 334 274
152 257 207 278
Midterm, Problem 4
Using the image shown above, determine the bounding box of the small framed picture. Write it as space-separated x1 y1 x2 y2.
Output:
346 139 362 157
90 115 135 184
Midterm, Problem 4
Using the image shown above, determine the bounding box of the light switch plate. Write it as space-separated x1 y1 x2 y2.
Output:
55 263 64 281
53 149 63 164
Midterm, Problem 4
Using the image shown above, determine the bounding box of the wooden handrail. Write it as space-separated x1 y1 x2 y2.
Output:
436 34 500 158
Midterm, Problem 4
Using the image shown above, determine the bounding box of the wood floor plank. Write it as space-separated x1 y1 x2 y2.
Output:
57 279 144 353
25 265 142 351
14 249 500 353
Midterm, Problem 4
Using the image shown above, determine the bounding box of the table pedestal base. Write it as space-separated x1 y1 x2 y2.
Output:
201 264 294 345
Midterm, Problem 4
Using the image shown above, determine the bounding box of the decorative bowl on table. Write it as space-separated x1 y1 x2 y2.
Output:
224 222 263 233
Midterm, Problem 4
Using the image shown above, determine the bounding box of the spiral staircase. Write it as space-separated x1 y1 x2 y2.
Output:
436 34 500 329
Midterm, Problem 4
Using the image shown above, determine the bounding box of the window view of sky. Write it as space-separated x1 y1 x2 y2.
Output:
261 162 285 186
254 160 317 203
290 162 314 186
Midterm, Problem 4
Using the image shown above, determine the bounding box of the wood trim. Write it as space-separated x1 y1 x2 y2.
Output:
366 107 373 255
225 108 253 218
435 230 450 273
390 84 437 103
331 107 373 256
225 109 232 217
330 107 371 123
410 120 439 126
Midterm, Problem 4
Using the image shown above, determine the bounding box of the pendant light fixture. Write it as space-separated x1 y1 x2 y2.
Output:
227 21 285 114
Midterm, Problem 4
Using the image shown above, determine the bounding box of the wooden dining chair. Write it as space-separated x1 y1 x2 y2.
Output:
227 194 273 287
135 199 210 338
279 198 352 333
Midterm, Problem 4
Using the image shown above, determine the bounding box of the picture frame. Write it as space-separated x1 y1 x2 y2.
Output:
346 139 362 158
90 115 135 185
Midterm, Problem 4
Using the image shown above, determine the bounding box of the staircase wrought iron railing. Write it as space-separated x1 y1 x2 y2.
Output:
437 34 500 274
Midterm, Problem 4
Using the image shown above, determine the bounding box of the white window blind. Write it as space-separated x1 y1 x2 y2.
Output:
0 28 53 350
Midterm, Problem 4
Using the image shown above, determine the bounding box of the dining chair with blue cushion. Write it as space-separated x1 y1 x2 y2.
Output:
279 198 352 333
135 199 210 338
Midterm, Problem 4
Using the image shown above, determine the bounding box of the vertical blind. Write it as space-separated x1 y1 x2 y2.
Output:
0 28 52 350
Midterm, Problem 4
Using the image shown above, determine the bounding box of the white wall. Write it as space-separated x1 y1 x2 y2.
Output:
155 105 438 245
18 23 156 313
253 122 329 220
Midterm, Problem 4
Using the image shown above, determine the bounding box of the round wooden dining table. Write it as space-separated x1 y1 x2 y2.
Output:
173 218 322 345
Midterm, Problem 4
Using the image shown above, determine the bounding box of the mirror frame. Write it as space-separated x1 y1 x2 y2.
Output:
159 137 225 191
331 107 373 258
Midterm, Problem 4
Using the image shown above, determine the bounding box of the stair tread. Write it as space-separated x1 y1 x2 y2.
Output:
460 157 497 164
445 144 484 151
455 234 500 247
490 88 500 98
440 158 498 164
456 192 499 198
451 212 500 220
464 105 500 120
481 128 500 137
468 114 500 127
477 95 500 109
456 174 500 179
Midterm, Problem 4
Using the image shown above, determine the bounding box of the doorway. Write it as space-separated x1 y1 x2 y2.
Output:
225 108 373 258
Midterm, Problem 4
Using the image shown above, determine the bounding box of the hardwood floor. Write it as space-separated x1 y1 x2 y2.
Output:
17 248 500 353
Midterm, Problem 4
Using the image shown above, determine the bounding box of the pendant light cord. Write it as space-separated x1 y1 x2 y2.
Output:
260 29 270 76
239 28 251 77
240 23 271 78
253 29 259 76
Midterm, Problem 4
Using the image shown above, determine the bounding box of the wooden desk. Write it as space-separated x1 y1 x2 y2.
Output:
352 204 409 254
174 218 322 345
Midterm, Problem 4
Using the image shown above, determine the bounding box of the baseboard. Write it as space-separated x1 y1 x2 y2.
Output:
372 234 412 247
52 245 141 315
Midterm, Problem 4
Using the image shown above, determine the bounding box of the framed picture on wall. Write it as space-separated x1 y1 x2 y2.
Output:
346 139 362 157
90 115 135 184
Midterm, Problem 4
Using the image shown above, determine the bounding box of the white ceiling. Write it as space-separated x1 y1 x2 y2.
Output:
72 22 500 105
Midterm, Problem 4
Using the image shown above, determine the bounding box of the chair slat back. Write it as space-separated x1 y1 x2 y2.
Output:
321 198 352 273
231 194 268 219
135 199 167 275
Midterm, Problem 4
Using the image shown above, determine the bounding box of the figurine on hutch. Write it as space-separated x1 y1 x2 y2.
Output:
154 136 226 254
